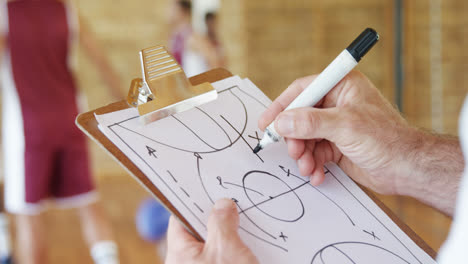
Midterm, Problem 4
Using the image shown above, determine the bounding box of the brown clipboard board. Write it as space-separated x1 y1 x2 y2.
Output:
76 68 437 259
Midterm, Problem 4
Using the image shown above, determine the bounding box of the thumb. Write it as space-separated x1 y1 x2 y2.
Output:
205 198 245 252
204 199 258 263
274 107 342 141
206 199 240 241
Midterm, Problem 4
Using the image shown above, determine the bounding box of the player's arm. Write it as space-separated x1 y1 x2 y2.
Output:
189 34 223 68
79 17 124 100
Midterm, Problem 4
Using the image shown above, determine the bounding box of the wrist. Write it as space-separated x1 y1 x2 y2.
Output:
393 127 430 196
394 127 463 215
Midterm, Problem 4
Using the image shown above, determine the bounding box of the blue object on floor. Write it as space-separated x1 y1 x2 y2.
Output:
0 256 13 264
136 198 171 242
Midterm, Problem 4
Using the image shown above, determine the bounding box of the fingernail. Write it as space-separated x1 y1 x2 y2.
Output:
214 198 235 211
310 172 323 186
310 175 319 186
276 113 295 135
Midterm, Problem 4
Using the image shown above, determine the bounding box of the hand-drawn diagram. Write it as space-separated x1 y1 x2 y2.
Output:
99 78 434 264
311 242 411 264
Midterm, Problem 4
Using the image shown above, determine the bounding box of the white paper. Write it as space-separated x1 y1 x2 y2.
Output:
96 76 436 264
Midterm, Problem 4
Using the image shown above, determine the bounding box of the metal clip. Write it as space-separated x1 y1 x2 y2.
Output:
127 45 217 124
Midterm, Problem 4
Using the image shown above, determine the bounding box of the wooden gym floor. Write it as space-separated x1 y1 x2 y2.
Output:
4 172 450 263
4 175 163 264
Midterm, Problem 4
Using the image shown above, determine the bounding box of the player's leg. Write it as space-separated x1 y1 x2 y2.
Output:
5 159 51 264
3 133 53 264
78 202 119 264
0 184 14 264
15 214 46 264
55 183 119 264
9 150 52 264
54 130 119 264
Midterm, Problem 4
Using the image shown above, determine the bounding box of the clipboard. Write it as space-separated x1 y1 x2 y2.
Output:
76 68 437 259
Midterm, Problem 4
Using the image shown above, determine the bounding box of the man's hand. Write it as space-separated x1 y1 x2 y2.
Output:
165 199 259 264
259 71 463 215
259 71 410 194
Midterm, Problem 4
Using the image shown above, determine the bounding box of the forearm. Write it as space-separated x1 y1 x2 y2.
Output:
397 128 464 216
205 50 222 68
94 55 120 91
84 48 122 99
79 19 122 98
194 36 222 68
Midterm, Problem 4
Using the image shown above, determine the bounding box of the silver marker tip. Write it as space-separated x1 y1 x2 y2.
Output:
253 144 262 154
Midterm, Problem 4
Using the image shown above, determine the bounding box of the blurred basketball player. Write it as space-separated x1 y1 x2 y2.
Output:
168 0 192 66
168 1 225 76
0 0 121 263
183 11 225 77
204 11 225 66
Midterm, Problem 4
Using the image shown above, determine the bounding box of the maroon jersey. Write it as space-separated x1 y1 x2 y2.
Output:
1 0 95 214
6 0 79 139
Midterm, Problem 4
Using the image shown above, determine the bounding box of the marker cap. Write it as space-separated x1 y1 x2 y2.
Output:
346 28 379 62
